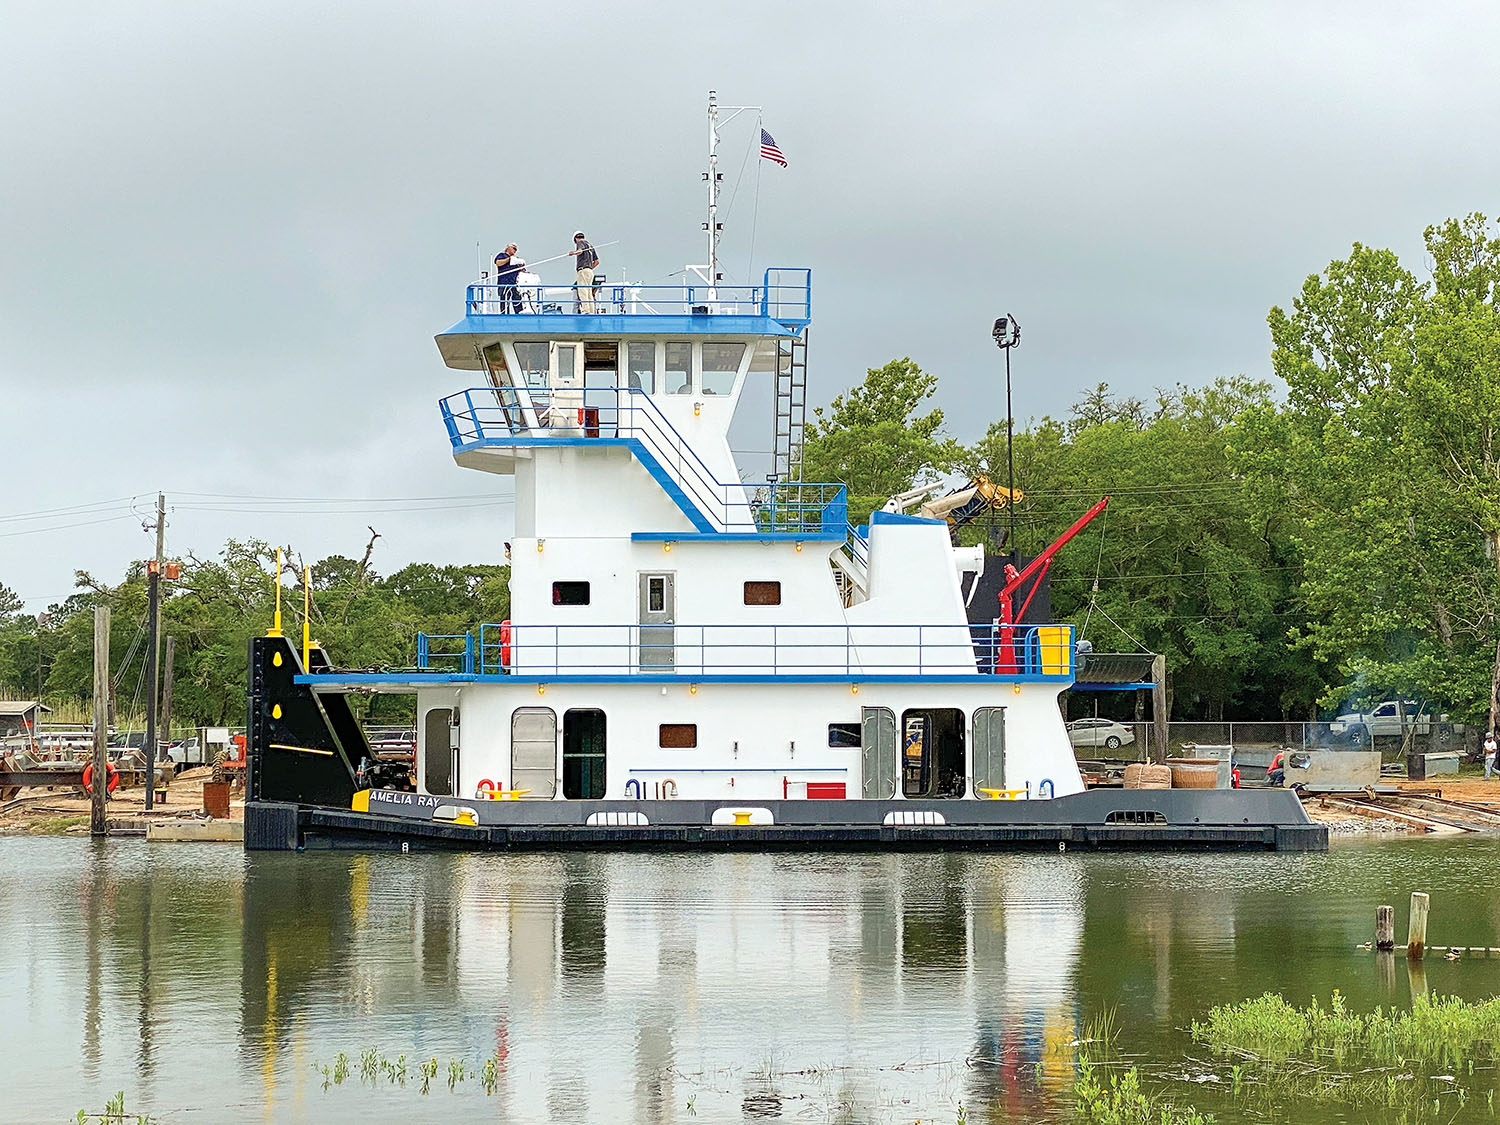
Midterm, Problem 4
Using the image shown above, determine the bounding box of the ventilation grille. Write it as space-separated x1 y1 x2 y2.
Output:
1105 810 1168 825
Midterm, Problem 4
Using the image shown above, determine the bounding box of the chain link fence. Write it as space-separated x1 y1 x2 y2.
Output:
1092 721 1480 764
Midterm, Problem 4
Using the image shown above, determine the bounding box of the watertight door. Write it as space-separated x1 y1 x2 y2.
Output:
511 707 558 798
972 707 1005 794
861 706 896 799
423 707 454 796
638 572 675 669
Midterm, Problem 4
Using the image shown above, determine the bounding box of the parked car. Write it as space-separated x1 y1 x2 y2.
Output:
1331 700 1432 743
1067 718 1136 750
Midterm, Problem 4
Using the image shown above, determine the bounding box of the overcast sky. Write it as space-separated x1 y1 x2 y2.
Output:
4 0 1499 613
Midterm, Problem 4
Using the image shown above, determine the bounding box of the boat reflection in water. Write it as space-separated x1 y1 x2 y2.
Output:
237 851 1087 1122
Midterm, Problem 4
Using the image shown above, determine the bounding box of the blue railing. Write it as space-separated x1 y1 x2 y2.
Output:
440 384 844 535
409 623 1074 679
415 632 474 674
464 267 811 325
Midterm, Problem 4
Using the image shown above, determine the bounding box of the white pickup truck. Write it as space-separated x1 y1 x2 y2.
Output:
1331 700 1432 742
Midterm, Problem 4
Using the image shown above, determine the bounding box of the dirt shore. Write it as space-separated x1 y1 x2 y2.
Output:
0 767 244 835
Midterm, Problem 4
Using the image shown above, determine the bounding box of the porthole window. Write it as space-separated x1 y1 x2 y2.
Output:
659 723 697 748
552 581 590 606
744 581 781 606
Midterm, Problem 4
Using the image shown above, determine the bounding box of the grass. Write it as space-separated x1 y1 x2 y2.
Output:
75 1091 157 1124
1191 990 1500 1070
28 814 89 835
1072 1008 1215 1124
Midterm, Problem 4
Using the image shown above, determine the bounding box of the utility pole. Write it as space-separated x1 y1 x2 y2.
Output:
144 493 165 812
91 605 110 837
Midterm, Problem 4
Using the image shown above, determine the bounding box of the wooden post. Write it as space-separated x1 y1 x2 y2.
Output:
91 605 110 838
1376 905 1395 951
160 635 175 779
1151 654 1168 763
1407 891 1430 960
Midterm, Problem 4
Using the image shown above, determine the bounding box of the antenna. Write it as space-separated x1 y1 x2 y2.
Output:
707 91 720 291
700 91 760 294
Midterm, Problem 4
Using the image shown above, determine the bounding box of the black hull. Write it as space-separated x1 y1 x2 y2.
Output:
246 792 1328 853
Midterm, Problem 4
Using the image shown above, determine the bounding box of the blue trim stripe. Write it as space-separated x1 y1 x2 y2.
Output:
295 672 1072 687
869 509 946 526
439 314 805 339
630 531 845 543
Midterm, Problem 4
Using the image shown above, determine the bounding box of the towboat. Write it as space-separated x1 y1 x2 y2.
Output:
243 108 1324 854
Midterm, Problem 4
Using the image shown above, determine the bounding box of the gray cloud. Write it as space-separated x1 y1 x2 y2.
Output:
4 0 1499 608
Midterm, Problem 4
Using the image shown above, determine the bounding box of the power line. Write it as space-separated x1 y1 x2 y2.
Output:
0 497 138 524
0 514 139 539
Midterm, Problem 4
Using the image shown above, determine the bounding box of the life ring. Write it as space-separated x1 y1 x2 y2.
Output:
82 761 120 796
499 620 512 668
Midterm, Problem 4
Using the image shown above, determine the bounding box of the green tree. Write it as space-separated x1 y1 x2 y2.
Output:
1236 218 1500 722
973 378 1310 719
801 357 963 523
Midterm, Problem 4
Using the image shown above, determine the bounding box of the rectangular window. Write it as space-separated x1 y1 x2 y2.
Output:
552 581 590 606
659 723 697 748
648 576 665 613
700 342 745 396
664 342 692 394
828 722 861 748
743 580 781 606
628 342 655 394
514 342 550 387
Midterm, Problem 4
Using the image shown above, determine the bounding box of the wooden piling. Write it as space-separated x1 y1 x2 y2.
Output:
1407 891 1430 960
1376 905 1395 951
90 605 110 838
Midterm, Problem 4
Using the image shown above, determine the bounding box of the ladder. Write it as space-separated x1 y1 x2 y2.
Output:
772 330 808 482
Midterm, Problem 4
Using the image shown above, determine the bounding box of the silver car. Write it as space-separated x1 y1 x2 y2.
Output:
1067 718 1136 751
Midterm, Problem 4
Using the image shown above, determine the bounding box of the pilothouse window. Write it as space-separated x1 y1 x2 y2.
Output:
514 342 550 387
700 342 745 396
628 342 655 394
665 342 692 394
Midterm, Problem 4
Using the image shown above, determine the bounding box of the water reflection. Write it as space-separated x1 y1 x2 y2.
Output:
7 838 1500 1122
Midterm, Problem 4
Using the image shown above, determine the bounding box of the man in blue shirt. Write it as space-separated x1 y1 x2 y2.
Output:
494 244 524 313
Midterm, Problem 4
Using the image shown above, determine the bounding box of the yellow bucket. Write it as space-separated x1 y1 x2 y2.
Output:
1035 625 1071 675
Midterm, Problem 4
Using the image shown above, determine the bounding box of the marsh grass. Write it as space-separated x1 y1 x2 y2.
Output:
74 1091 157 1124
1072 1008 1214 1124
1185 990 1500 1120
29 814 88 835
1192 990 1500 1070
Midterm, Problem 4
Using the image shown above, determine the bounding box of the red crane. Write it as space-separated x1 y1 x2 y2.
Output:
995 496 1109 674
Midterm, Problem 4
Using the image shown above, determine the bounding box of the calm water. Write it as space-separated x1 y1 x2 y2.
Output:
4 836 1500 1123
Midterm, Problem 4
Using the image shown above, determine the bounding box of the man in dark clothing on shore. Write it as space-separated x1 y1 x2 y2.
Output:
494 244 523 313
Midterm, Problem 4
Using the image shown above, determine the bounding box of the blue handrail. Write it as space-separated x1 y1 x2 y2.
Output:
464 268 812 324
420 622 1075 679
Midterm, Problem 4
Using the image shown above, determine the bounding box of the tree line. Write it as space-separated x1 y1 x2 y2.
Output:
4 213 1499 727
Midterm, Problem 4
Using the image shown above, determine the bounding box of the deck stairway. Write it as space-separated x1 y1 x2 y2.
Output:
440 386 847 539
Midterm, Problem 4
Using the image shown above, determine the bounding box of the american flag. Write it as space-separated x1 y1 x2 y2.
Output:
760 129 788 167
